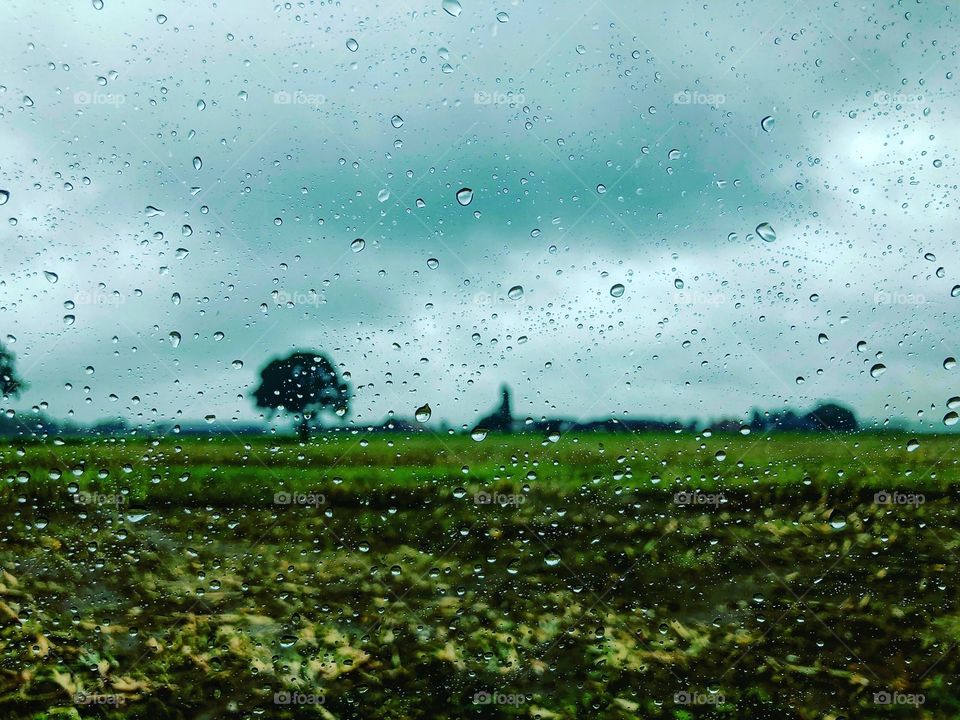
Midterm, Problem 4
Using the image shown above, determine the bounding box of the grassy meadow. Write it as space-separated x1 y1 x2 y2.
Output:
0 431 958 718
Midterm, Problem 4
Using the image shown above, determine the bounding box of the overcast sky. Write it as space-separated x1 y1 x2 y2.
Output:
1 0 958 431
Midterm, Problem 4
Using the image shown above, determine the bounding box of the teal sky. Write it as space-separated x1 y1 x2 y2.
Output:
1 0 958 430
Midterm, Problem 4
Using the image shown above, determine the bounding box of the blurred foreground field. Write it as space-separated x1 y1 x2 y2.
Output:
0 433 958 718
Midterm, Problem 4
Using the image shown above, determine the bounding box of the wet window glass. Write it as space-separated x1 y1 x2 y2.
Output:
0 1 957 717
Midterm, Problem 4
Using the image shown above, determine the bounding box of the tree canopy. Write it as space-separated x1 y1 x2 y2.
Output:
0 342 24 400
251 351 349 440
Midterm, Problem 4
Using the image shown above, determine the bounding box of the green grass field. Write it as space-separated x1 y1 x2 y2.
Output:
1 432 959 718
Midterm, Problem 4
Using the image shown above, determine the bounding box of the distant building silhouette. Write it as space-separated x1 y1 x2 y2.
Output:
476 385 515 433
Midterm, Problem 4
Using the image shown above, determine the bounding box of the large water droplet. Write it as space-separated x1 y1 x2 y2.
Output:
507 285 524 300
756 222 777 242
760 115 775 132
610 283 625 298
169 331 181 348
869 363 886 378
544 552 561 567
944 357 957 371
346 38 359 52
43 271 58 284
944 411 959 427
351 238 365 253
0 190 9 205
456 187 473 206
415 404 432 422
390 114 404 128
192 156 202 170
442 0 462 17
156 13 167 24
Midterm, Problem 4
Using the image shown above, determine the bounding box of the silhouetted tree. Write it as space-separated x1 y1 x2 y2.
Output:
0 342 24 399
804 403 858 432
251 351 349 441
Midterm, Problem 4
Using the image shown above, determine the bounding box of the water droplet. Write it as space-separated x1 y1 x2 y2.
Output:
43 271 58 284
470 427 488 441
0 191 9 206
171 292 181 305
869 363 886 378
951 285 960 298
346 38 359 52
496 11 509 22
426 258 439 269
456 187 473 205
279 635 297 648
169 331 181 348
944 411 959 427
377 188 391 202
23 95 34 107
945 357 957 371
92 0 104 8
715 450 727 461
156 13 167 24
761 115 775 132
829 519 847 530
817 333 828 344
610 283 625 298
756 222 777 242
596 183 606 194
576 44 586 55
507 285 524 300
63 315 76 326
415 404 432 422
390 114 404 128
145 205 164 217
906 438 920 452
544 552 561 567
674 278 684 289
350 238 365 253
181 224 193 237
231 359 243 369
192 156 202 170
948 396 960 410
358 540 371 553
442 0 462 17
